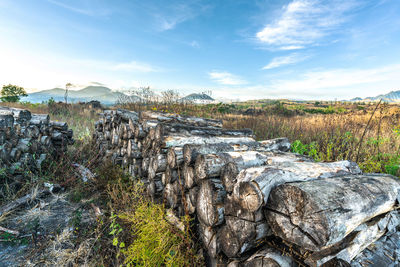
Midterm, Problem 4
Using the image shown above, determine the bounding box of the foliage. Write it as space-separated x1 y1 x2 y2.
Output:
108 181 202 267
1 84 28 102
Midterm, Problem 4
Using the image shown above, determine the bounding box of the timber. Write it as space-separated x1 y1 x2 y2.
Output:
265 174 400 251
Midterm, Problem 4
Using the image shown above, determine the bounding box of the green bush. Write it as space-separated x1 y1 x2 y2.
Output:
1 84 28 102
108 181 202 267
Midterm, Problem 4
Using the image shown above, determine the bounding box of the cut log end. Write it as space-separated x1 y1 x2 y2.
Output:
238 181 264 213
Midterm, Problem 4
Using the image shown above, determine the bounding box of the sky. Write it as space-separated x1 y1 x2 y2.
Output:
0 0 399 100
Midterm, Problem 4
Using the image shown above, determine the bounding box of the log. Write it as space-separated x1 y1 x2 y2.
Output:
167 147 183 169
183 164 195 189
221 152 314 193
163 166 178 185
116 109 139 122
265 174 400 251
257 137 291 152
224 194 264 223
241 247 298 267
184 192 196 214
234 160 361 212
140 111 223 128
305 211 400 266
161 123 253 138
196 179 226 227
0 184 60 216
161 135 256 149
163 182 181 209
183 142 265 165
350 214 400 267
219 216 271 258
199 223 220 259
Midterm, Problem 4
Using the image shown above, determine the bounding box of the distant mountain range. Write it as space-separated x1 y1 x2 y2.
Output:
181 93 214 102
350 90 400 103
23 86 126 105
22 86 215 105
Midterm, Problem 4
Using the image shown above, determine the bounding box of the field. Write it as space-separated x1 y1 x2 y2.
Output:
1 99 399 266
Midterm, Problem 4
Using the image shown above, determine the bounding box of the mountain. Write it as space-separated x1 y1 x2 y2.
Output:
349 90 400 103
180 93 214 102
23 86 128 105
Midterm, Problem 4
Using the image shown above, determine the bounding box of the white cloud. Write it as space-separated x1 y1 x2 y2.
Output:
153 1 210 31
208 71 247 85
189 40 200 48
256 0 358 49
47 0 111 17
262 53 309 70
207 64 400 101
0 45 160 92
109 61 158 72
267 64 400 99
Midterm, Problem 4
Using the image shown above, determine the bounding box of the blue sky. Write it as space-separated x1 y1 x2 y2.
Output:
0 0 399 100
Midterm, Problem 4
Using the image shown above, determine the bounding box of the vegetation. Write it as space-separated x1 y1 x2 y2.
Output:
0 84 28 102
1 96 399 265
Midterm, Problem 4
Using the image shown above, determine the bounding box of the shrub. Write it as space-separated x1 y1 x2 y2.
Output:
108 181 202 267
0 84 28 102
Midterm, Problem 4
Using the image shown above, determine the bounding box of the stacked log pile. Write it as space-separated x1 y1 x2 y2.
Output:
0 107 74 173
93 109 400 267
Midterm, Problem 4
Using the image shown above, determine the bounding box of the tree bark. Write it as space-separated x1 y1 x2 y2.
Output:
221 152 315 193
183 164 195 189
196 179 227 227
305 211 400 266
265 174 400 251
161 135 256 149
167 147 183 169
161 123 253 138
234 160 361 212
241 247 298 267
140 111 223 128
219 216 271 258
350 212 400 267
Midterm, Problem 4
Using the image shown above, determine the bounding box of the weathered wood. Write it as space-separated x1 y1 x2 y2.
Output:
224 194 264 222
234 160 361 212
219 216 271 258
221 152 314 193
127 139 141 158
163 165 178 185
167 147 183 169
305 211 400 266
140 111 223 128
196 179 227 227
183 164 195 189
0 185 60 216
163 181 181 209
183 142 266 165
161 123 253 138
162 135 256 149
350 213 400 267
184 192 196 214
199 223 220 259
266 174 400 251
241 247 298 267
257 137 291 152
116 109 139 122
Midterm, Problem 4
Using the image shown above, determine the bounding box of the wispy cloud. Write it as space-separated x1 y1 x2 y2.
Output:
256 0 358 49
262 53 309 70
189 40 200 48
109 61 159 72
153 1 211 31
268 64 400 98
209 71 247 85
47 0 111 16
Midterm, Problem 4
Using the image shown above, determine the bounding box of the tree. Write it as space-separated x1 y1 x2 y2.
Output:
0 84 28 102
65 83 72 104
